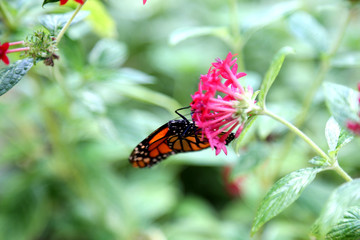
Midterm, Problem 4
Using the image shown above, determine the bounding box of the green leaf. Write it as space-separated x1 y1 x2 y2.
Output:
241 1 299 41
326 207 360 240
324 82 359 128
42 0 59 7
88 39 127 69
325 117 354 157
309 156 330 167
251 167 322 235
288 11 329 53
39 12 89 35
0 58 33 96
312 179 360 238
257 46 294 108
169 26 229 46
325 117 341 151
335 129 353 153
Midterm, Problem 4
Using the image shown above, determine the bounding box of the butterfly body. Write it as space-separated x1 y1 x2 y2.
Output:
129 118 234 168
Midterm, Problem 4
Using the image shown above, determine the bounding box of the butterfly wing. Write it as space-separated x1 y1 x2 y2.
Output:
168 128 235 153
168 131 210 152
129 120 236 168
129 123 175 168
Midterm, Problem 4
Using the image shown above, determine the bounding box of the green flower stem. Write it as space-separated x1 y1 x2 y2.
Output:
55 0 87 46
262 109 352 182
333 162 353 182
263 109 329 161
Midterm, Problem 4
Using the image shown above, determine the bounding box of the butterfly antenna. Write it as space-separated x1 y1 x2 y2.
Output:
175 106 191 122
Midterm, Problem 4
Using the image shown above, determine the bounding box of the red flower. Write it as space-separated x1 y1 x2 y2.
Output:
346 83 360 135
143 0 147 4
190 52 257 154
223 166 245 197
0 42 10 65
60 0 84 5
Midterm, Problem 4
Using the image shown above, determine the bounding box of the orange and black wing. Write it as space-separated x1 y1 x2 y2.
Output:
168 129 235 153
129 123 175 168
129 120 235 168
168 131 210 153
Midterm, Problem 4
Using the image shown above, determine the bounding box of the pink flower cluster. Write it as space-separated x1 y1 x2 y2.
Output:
346 83 360 135
190 52 255 155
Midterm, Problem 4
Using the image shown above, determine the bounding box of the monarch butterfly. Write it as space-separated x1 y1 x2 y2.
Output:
129 109 235 168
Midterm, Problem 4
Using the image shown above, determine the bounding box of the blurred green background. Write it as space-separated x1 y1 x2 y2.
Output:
0 0 360 239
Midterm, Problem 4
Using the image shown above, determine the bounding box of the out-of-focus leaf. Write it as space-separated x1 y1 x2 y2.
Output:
312 179 360 238
169 26 230 46
0 58 33 96
326 207 360 240
258 46 294 108
93 82 181 113
331 52 360 68
251 167 322 235
79 90 106 114
288 11 329 53
231 142 269 177
0 168 51 240
242 2 299 38
83 0 117 38
88 39 127 68
126 170 179 220
324 82 359 128
39 11 89 35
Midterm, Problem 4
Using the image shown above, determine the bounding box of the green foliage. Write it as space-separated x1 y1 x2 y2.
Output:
251 167 322 235
42 0 60 7
257 46 294 108
39 11 89 36
0 0 360 239
0 58 33 96
324 82 359 127
169 27 230 46
325 117 353 157
288 11 329 53
312 179 360 238
326 207 360 240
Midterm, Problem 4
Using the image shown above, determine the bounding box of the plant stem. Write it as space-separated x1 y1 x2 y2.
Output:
333 162 353 182
263 109 329 160
263 109 353 182
55 1 87 46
